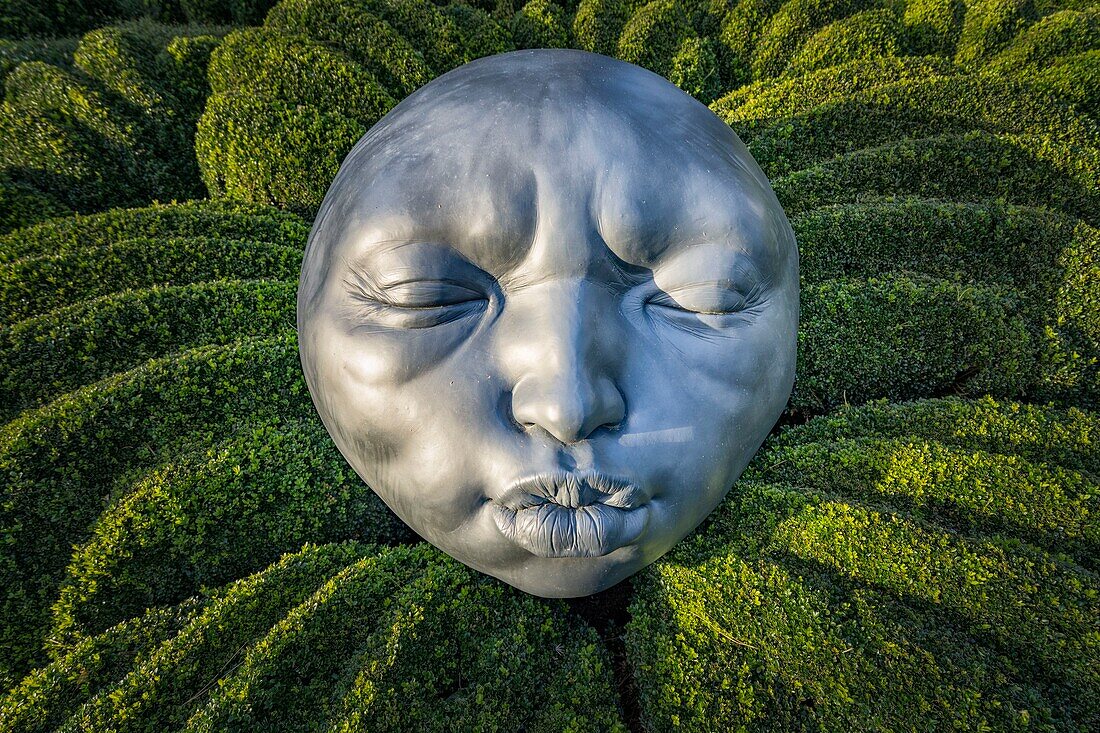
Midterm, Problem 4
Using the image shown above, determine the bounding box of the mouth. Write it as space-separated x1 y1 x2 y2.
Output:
490 471 649 558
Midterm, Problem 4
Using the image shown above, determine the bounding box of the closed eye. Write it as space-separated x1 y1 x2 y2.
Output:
365 280 488 309
647 281 751 315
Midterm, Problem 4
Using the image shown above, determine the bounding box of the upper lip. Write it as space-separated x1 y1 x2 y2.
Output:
496 470 646 511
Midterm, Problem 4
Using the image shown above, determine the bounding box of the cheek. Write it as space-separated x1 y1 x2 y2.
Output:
301 314 503 525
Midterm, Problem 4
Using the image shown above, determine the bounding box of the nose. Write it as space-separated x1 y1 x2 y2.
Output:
506 281 626 444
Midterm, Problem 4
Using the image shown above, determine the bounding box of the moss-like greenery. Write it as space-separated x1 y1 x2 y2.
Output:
785 8 903 75
4 544 626 732
628 398 1100 731
512 0 573 47
52 418 410 645
1 0 1098 724
0 22 224 224
796 275 1034 411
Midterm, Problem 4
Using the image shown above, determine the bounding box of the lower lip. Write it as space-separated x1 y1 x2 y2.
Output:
491 501 648 558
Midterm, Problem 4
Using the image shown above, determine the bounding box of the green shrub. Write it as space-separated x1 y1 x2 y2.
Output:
209 28 395 122
52 418 410 644
1027 49 1100 117
985 8 1099 74
196 94 367 214
668 36 721 101
715 0 785 79
791 199 1100 402
617 0 695 77
5 544 626 732
751 0 881 79
0 199 309 262
0 600 206 733
955 0 1040 66
748 437 1100 569
0 279 297 417
511 0 573 48
0 23 224 216
441 2 515 58
265 0 433 97
772 130 1100 226
630 481 1100 730
902 0 965 55
710 54 959 122
768 395 1100 474
628 399 1100 731
0 178 69 235
0 0 120 39
0 235 301 322
0 37 79 81
3 542 376 731
0 335 309 684
796 275 1034 411
572 0 634 53
786 7 903 75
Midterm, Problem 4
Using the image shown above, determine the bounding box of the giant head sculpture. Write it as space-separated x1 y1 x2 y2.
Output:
298 49 798 597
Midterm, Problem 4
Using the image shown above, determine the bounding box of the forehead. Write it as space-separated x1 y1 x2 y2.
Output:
318 51 786 273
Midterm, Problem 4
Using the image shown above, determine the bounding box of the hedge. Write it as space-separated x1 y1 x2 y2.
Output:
747 437 1100 570
710 54 960 123
795 275 1034 411
750 0 883 79
772 130 1100 225
572 0 634 53
789 199 1100 401
512 0 573 48
0 279 297 418
52 417 410 645
785 8 903 75
0 179 70 236
0 335 309 684
1028 49 1100 117
0 199 309 263
768 395 1100 474
628 397 1100 731
617 0 695 78
199 0 517 213
985 7 1099 73
0 235 302 322
902 0 965 55
724 74 1100 179
3 544 626 732
0 22 225 222
955 0 1041 66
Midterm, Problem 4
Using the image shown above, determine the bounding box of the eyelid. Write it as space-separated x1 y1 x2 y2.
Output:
647 281 752 315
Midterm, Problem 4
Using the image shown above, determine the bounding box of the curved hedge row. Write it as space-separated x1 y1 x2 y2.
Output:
627 397 1100 731
0 279 297 418
0 21 224 222
796 274 1034 411
3 543 625 732
0 335 308 684
52 417 410 646
4 399 1096 729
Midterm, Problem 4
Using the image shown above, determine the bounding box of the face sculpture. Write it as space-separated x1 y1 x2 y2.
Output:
298 49 799 597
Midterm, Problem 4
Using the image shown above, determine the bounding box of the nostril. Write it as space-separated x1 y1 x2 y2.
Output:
509 374 626 444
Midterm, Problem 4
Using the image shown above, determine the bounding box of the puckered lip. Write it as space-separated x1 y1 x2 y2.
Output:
495 470 647 511
490 470 649 558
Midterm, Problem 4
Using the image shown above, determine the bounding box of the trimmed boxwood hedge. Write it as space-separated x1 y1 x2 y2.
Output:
0 279 297 418
51 417 410 646
1 0 1099 725
795 274 1035 411
0 235 302 322
3 543 626 732
627 397 1100 731
0 21 225 220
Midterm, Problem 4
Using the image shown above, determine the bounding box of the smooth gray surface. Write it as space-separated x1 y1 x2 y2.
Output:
298 49 798 597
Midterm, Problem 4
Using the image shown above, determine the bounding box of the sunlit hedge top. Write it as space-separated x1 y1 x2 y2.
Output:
0 0 1097 728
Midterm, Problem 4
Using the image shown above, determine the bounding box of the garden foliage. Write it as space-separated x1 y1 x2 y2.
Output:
0 0 1097 728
